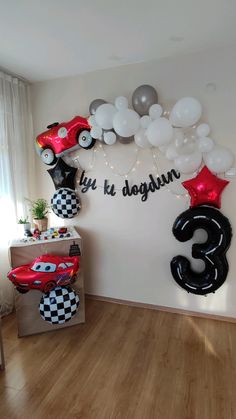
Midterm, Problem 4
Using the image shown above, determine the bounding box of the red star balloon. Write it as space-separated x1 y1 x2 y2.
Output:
182 166 229 208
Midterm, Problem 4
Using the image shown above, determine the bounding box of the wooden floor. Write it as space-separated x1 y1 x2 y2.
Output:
0 299 236 419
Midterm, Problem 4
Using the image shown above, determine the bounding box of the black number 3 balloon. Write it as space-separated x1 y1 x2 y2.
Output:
171 166 232 295
171 206 232 295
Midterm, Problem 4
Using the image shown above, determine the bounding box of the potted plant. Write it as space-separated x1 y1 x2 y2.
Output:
17 216 31 236
30 198 50 231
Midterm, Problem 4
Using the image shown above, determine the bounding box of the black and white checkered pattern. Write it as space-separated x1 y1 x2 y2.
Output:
51 188 80 219
39 286 80 325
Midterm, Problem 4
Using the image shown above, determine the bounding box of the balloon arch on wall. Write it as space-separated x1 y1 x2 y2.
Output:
88 85 234 175
36 84 234 296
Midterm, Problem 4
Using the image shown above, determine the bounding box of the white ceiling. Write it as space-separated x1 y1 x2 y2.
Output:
0 0 236 82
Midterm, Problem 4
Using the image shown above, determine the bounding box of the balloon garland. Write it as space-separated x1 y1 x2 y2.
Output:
88 85 235 176
48 158 81 219
36 84 235 181
36 85 234 298
36 83 235 187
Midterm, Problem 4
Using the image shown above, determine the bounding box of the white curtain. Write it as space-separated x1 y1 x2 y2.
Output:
0 71 34 315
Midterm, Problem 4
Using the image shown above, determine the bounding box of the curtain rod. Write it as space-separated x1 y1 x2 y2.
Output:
0 65 30 84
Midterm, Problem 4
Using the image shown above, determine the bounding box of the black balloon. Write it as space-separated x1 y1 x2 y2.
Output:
170 205 232 295
48 158 77 190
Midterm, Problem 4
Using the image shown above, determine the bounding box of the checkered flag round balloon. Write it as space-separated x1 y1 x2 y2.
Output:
39 286 80 324
51 188 80 219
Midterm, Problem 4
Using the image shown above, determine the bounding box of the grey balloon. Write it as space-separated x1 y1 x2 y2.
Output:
132 85 158 116
117 134 134 144
89 99 107 115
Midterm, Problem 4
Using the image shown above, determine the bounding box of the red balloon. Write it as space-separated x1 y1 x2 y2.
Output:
182 166 229 208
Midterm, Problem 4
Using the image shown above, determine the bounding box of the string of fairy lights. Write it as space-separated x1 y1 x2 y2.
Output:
71 142 190 200
150 149 189 200
72 143 140 177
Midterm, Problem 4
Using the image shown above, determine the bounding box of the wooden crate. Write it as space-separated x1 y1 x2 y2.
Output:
9 228 85 337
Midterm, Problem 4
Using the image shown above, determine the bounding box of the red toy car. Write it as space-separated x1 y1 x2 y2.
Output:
8 254 80 294
35 116 96 165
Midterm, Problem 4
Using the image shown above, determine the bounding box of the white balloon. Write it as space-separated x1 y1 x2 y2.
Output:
196 123 210 138
174 129 184 148
197 137 214 153
183 126 197 142
90 126 102 140
134 129 151 148
178 138 197 155
203 146 234 173
163 109 170 118
113 108 140 137
88 115 96 127
225 167 236 178
165 143 179 160
95 103 117 129
115 96 128 110
174 151 202 174
140 115 152 129
146 117 173 147
103 131 117 145
170 97 202 128
149 104 163 120
159 145 168 153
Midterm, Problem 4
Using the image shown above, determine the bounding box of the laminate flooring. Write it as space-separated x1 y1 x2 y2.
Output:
0 299 235 419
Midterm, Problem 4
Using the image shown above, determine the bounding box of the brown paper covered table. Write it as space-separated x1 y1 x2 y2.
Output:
9 227 85 337
0 317 5 369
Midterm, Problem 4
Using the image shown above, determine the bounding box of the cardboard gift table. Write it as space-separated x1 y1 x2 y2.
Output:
0 317 5 369
9 227 85 337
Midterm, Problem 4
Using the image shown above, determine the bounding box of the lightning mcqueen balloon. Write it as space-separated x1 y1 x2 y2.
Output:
35 116 96 165
7 254 80 294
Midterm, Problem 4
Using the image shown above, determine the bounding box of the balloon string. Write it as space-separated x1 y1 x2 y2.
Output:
72 146 96 171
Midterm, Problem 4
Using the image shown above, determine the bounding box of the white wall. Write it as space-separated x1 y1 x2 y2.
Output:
31 46 236 318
